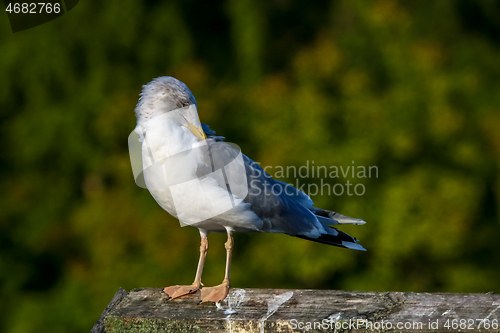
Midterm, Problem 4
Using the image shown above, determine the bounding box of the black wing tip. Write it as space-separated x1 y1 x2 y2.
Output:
295 232 367 251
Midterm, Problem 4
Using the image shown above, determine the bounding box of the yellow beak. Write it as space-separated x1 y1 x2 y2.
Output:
182 116 207 141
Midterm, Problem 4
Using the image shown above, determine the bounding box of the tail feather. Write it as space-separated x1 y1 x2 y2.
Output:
295 226 366 251
310 207 366 225
299 207 366 251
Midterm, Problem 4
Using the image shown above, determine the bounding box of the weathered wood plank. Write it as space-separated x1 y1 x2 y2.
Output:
98 288 500 332
91 287 128 333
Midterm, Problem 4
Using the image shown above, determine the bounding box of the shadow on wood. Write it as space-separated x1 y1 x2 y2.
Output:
92 288 500 332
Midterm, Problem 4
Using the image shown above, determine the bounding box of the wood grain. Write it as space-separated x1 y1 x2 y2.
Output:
97 288 500 332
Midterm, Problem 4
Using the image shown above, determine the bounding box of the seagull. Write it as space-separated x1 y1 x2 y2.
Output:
130 76 366 304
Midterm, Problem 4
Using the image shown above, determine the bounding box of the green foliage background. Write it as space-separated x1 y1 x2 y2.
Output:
1 0 499 332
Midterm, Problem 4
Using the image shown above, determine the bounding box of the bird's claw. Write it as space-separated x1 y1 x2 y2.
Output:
200 280 230 304
163 284 200 300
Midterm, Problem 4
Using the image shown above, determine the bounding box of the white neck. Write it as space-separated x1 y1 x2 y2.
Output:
138 114 200 168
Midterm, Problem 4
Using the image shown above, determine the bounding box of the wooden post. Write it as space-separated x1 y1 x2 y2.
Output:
92 288 500 332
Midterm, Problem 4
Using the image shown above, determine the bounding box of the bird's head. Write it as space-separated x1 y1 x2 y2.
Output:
134 76 206 141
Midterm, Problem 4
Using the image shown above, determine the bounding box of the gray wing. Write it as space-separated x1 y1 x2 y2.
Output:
195 137 323 237
196 137 365 250
241 153 326 237
241 153 365 250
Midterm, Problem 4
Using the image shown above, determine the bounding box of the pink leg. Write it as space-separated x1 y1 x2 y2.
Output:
200 229 233 304
164 234 208 299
